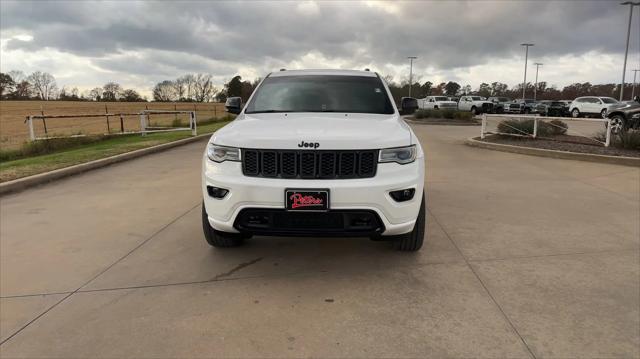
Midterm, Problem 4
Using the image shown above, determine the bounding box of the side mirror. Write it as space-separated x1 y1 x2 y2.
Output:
399 97 418 115
225 97 242 114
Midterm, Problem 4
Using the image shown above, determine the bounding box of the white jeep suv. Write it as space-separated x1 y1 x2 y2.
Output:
569 96 619 118
202 69 426 251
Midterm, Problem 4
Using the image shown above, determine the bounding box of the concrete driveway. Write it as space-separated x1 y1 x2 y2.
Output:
1 125 638 358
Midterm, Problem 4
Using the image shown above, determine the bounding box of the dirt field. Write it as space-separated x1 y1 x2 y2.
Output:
0 101 227 149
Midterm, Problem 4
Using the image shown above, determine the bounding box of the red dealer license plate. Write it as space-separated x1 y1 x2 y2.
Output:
285 189 329 211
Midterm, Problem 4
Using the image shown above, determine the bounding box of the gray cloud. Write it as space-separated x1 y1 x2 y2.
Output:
1 0 637 88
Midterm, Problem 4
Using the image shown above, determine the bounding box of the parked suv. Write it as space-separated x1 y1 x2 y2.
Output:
505 99 538 114
569 96 619 118
202 69 426 251
457 96 494 114
606 98 640 134
417 96 458 110
536 100 569 117
488 97 511 113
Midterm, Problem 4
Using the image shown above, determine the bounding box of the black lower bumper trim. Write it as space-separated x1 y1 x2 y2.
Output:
234 209 385 237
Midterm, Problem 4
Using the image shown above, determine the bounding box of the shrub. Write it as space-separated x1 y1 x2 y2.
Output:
497 119 568 137
547 120 568 135
413 109 473 121
616 130 640 150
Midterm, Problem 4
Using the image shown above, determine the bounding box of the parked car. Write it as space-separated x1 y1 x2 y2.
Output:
504 99 538 114
457 95 494 114
569 96 619 118
606 98 640 134
488 97 511 113
417 96 458 110
204 69 426 251
536 100 569 117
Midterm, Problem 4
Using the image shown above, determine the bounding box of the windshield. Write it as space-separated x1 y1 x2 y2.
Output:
601 97 618 104
245 75 394 114
434 96 449 101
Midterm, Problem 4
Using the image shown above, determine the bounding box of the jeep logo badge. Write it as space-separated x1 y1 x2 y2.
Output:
298 141 320 149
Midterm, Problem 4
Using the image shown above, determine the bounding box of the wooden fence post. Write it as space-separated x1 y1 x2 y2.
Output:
40 105 48 136
105 104 110 133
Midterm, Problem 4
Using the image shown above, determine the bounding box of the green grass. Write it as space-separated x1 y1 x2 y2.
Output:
0 119 231 182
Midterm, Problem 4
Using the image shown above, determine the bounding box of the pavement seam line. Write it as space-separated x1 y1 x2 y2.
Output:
0 202 200 347
467 247 640 264
427 207 538 359
1 291 74 299
71 259 464 295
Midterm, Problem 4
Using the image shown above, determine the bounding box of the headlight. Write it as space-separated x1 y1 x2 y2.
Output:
632 113 640 119
207 143 241 162
379 145 416 165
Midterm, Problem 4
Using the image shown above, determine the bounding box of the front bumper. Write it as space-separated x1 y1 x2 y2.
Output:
202 155 425 236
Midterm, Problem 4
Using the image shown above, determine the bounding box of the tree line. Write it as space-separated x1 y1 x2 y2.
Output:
385 77 636 101
1 69 634 103
0 70 261 103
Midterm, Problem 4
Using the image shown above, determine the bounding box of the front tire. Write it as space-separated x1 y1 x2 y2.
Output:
202 201 246 247
600 109 607 119
608 115 627 134
571 108 580 118
395 194 426 252
470 106 477 115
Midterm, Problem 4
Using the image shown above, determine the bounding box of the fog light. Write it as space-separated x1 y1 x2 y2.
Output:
389 188 415 202
207 186 229 199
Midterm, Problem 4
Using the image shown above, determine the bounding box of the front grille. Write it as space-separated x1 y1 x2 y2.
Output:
482 103 494 111
242 149 378 179
509 104 520 109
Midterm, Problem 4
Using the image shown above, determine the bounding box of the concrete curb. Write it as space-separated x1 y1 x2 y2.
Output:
465 137 640 167
0 133 212 196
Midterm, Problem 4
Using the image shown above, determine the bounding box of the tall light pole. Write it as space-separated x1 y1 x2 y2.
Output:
407 56 417 97
631 69 640 99
521 43 534 100
620 2 640 101
533 63 543 101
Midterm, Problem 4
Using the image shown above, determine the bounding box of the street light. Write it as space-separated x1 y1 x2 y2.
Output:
407 56 417 97
533 63 543 101
631 69 640 99
620 1 640 101
521 43 534 100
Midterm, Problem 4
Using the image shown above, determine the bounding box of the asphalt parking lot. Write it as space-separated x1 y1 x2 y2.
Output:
1 125 638 358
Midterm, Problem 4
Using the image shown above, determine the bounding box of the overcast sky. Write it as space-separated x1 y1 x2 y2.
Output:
1 0 639 97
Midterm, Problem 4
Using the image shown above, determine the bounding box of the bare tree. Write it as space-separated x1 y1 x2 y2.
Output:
173 77 187 101
153 80 176 102
28 71 57 100
7 70 26 83
181 74 196 101
193 74 217 102
88 87 102 101
102 82 122 101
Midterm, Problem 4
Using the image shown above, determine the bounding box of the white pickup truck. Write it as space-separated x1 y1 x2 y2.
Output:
457 96 495 114
202 69 426 251
417 96 458 110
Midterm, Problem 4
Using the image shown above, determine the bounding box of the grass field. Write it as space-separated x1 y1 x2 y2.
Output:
0 101 227 149
0 120 231 182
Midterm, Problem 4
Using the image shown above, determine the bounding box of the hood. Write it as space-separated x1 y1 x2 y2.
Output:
608 101 640 111
210 112 412 150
